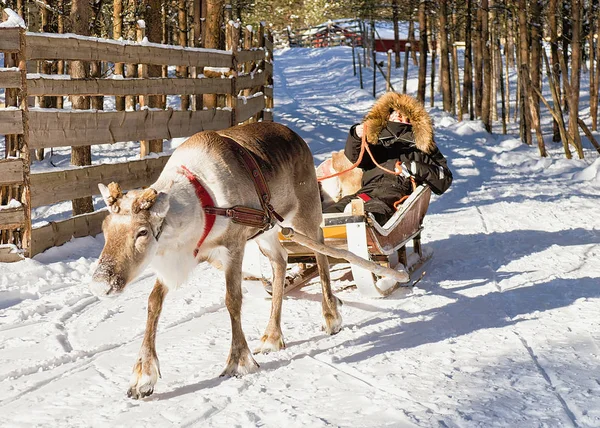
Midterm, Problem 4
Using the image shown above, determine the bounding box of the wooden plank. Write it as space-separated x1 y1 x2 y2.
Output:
263 86 273 98
27 76 232 97
26 33 233 68
31 210 108 256
0 109 23 134
236 95 265 123
264 38 273 52
262 110 273 122
29 108 232 149
0 206 24 229
0 245 23 263
30 156 171 208
235 49 264 64
0 69 22 89
235 73 265 91
0 28 21 53
0 158 24 185
264 61 273 78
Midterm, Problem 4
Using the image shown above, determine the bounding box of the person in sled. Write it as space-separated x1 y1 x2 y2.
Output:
324 92 453 224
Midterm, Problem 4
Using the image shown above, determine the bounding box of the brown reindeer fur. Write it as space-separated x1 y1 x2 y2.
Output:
363 92 435 154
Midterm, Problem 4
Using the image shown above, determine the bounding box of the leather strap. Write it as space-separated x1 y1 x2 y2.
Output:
220 136 284 223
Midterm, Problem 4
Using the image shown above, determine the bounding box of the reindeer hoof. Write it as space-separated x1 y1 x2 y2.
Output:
128 357 160 400
253 334 285 354
322 311 343 335
220 351 259 378
127 384 154 400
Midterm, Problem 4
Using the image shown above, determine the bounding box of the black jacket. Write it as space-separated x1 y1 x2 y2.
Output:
344 121 452 206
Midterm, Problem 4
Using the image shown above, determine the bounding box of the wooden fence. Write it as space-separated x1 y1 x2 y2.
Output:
0 20 274 261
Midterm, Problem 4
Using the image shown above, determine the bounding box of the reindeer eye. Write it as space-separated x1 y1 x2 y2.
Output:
136 229 149 239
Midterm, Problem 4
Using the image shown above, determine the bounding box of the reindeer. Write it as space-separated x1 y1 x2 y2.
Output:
89 122 343 399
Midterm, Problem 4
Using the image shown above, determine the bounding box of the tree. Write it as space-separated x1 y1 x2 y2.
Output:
481 0 491 131
70 0 94 215
462 0 474 119
417 0 428 104
439 0 452 112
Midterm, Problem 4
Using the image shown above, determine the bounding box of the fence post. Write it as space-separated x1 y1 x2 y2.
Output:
265 27 274 113
258 22 266 122
17 28 32 257
352 37 357 76
386 50 392 92
358 52 364 89
137 22 151 158
226 20 238 126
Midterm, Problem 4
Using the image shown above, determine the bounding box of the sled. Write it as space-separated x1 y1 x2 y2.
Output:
278 184 433 297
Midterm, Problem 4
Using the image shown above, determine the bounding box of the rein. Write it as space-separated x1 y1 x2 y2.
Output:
317 123 405 182
179 136 284 257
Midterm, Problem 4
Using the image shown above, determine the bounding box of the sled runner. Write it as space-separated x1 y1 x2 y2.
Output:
276 184 432 297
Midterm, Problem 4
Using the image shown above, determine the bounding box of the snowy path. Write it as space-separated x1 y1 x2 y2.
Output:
1 47 600 427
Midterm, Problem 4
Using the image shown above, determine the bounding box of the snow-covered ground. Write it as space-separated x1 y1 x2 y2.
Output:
1 46 600 427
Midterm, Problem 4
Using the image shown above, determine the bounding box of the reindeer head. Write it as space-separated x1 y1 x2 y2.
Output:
89 182 170 296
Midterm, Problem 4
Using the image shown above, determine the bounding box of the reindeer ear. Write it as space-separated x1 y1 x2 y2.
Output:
150 191 170 219
98 183 111 207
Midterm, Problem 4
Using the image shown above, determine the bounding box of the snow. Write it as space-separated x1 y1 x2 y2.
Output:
0 8 25 28
1 46 600 427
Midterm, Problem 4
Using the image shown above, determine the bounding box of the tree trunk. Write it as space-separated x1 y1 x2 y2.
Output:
450 6 461 118
549 0 562 141
474 3 483 118
430 27 436 108
462 0 474 119
177 0 189 110
417 0 428 104
193 0 203 110
530 0 543 148
114 0 125 111
70 0 94 215
517 0 532 146
591 1 599 130
439 0 452 112
392 0 400 68
481 0 491 131
125 0 137 111
146 0 163 153
408 12 418 65
203 0 224 108
570 0 584 158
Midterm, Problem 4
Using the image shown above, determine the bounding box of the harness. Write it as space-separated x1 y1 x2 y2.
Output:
179 136 284 258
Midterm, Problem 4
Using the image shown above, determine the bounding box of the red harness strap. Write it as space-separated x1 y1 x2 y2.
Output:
179 165 216 258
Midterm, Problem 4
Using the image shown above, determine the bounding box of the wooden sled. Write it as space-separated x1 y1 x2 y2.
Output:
278 184 433 297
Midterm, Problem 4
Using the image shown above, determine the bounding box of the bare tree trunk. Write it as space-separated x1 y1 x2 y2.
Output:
439 0 452 112
570 0 584 158
124 0 137 111
517 0 532 146
450 6 461 118
193 0 203 110
56 0 64 109
430 27 436 108
146 0 163 153
481 0 491 131
462 0 474 119
549 0 562 141
408 11 418 65
70 0 94 215
203 0 224 108
417 0 428 104
590 1 599 130
530 0 543 147
114 0 125 111
177 0 189 110
392 0 400 68
474 3 483 118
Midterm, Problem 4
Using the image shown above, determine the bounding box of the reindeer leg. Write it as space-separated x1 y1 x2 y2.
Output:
128 279 168 399
292 217 343 335
314 227 343 334
221 246 259 377
254 229 287 353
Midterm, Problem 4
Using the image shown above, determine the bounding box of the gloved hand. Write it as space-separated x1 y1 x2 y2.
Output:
395 161 412 178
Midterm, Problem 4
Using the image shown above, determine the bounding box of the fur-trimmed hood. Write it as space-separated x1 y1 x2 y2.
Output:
363 92 435 154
